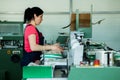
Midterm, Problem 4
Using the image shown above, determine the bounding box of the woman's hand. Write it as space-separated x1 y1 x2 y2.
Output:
51 43 64 53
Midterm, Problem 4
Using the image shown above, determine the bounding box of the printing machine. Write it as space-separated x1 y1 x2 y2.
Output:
0 21 23 80
67 9 120 80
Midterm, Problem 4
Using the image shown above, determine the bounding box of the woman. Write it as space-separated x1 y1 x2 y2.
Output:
21 7 63 66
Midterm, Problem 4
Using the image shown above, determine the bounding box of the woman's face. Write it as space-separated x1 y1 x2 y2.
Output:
34 14 43 25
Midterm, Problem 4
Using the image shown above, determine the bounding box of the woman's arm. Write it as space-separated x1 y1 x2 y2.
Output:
28 34 63 52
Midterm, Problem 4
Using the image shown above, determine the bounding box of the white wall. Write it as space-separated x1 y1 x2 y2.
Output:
0 0 120 50
0 0 70 21
92 14 120 50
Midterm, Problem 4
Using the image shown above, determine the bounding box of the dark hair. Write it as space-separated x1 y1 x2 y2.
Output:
24 7 44 23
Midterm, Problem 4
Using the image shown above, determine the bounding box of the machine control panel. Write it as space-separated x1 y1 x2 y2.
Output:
12 50 21 54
